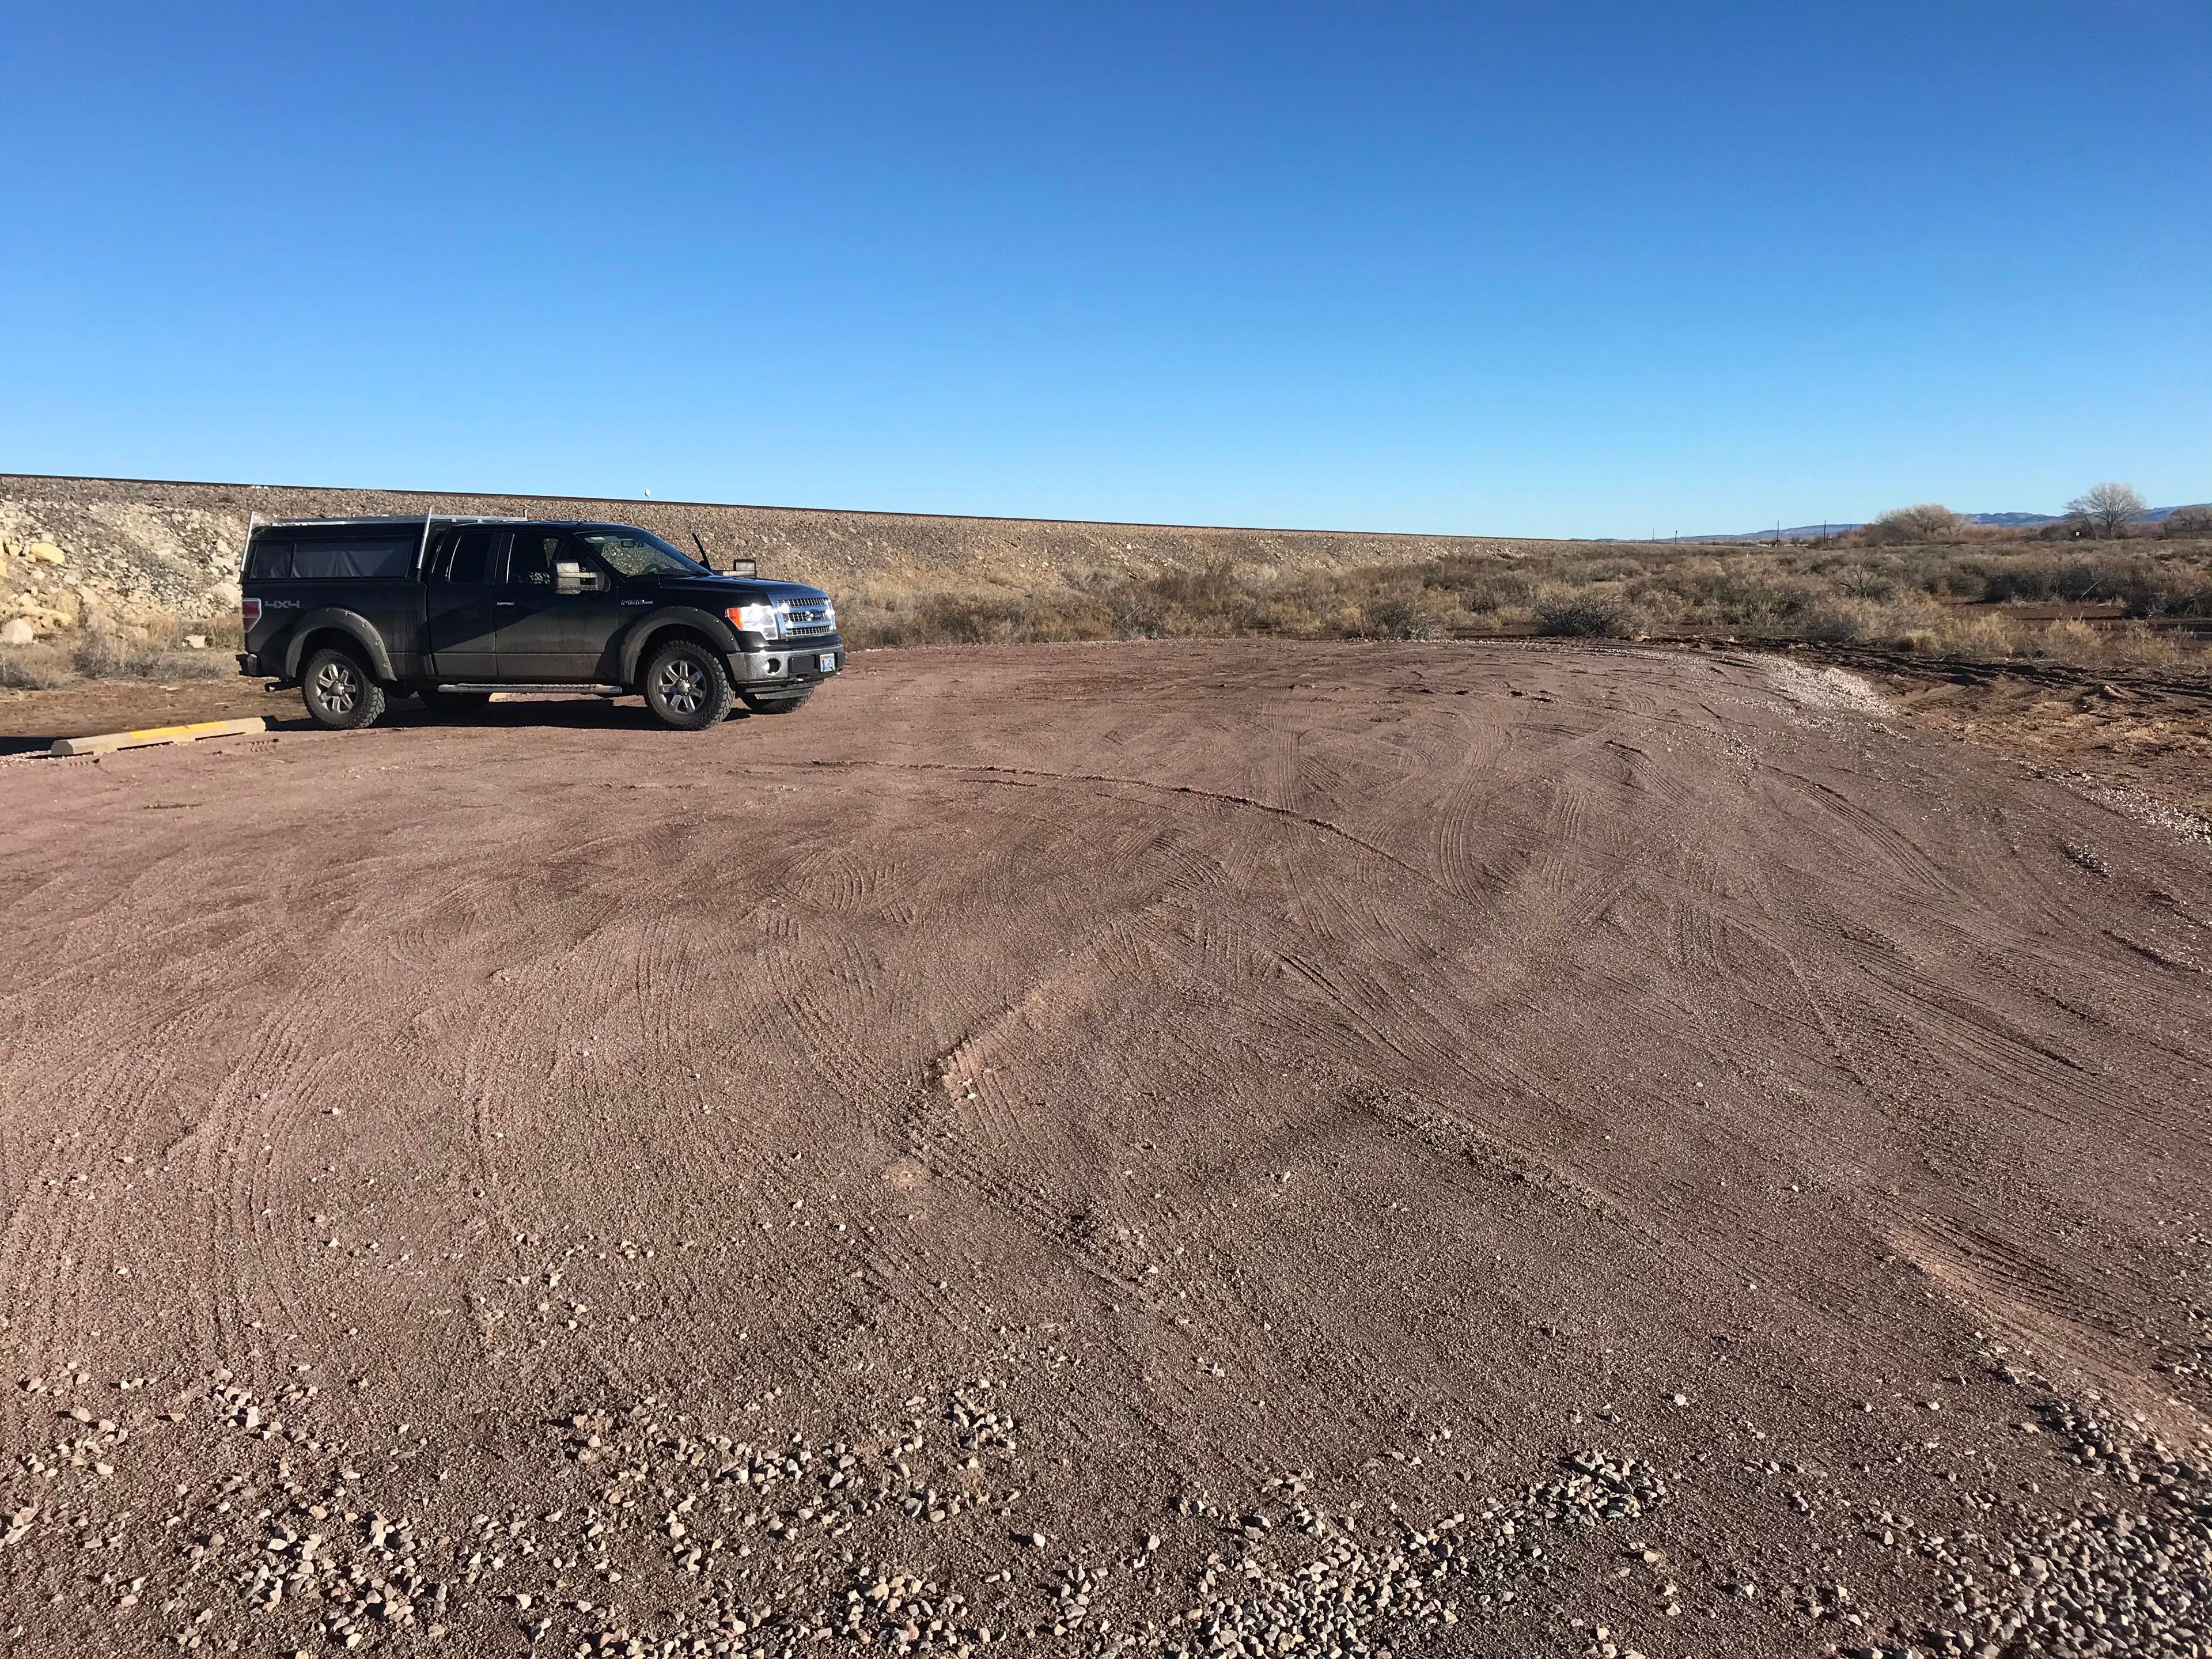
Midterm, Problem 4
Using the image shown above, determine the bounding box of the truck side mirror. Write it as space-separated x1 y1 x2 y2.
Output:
691 531 755 576
555 561 607 596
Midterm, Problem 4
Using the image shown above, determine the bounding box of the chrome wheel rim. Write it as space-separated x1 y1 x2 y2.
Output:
658 657 706 716
314 660 358 714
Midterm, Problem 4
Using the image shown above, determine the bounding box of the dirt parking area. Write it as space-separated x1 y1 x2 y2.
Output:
0 679 294 756
1 639 2207 1658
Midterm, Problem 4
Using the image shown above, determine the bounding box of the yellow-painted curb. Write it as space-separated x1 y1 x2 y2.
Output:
51 717 268 757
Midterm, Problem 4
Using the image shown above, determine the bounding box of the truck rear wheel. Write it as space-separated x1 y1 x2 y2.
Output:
740 687 815 715
301 645 387 730
642 638 734 730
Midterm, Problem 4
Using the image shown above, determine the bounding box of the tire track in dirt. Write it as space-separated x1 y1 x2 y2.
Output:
789 757 1445 893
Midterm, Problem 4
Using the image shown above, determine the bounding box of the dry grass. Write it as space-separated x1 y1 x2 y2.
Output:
1 607 237 689
0 643 77 691
12 544 2202 689
834 537 2212 673
71 633 233 682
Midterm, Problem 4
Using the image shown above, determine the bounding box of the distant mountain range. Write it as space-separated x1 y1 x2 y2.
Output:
1684 506 2202 543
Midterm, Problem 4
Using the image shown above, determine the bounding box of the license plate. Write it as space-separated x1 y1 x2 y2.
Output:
817 653 838 672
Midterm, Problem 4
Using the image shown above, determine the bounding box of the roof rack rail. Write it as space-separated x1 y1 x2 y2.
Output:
259 513 529 528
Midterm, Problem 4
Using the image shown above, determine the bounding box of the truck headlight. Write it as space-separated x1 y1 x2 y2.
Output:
726 602 779 639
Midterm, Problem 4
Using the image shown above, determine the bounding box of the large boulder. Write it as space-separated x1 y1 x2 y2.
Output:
0 618 34 646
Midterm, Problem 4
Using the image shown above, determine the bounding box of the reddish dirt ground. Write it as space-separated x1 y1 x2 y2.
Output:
0 679 293 756
1869 666 2212 828
1 640 2207 1659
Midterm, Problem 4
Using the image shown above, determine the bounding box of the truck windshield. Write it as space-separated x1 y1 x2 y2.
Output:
575 529 707 579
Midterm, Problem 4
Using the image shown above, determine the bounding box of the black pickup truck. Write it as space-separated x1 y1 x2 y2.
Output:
238 516 842 730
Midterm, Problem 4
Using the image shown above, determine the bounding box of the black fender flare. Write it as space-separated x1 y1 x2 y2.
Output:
619 608 742 685
284 609 397 682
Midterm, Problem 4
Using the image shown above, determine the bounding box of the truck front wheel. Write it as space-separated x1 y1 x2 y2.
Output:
301 645 387 730
641 638 734 730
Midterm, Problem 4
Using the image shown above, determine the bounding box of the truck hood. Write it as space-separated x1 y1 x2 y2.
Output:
656 575 832 605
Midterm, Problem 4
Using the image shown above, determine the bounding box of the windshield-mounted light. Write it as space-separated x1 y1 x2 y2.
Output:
726 602 779 638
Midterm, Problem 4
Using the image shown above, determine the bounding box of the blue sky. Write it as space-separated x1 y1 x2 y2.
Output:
2 2 2205 537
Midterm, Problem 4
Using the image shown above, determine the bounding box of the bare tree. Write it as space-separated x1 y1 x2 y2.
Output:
1865 503 1967 545
2066 481 2146 539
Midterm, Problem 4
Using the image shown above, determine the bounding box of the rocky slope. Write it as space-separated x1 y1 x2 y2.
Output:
0 473 1607 638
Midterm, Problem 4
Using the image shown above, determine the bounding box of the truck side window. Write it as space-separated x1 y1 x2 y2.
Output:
291 539 413 579
507 533 563 588
444 530 494 585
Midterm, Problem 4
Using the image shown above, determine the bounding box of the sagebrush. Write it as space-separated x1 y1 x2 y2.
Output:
835 539 2212 671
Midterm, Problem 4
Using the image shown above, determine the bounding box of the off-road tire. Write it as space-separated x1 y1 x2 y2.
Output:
417 688 493 717
740 687 815 715
642 638 734 730
301 646 387 730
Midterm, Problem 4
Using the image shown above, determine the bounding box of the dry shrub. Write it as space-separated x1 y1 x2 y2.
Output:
1929 612 2022 659
821 536 2211 669
1627 560 1826 628
2003 618 2198 671
1851 597 1949 647
1798 599 1879 644
0 643 76 690
1250 592 1336 635
2024 619 2107 665
1533 584 1641 638
72 625 160 678
2101 622 2184 671
844 587 1121 649
1963 550 2212 618
1020 594 1119 643
195 613 246 651
71 613 234 680
1973 554 2123 604
1829 563 1903 601
1422 565 1533 613
1863 504 1968 546
150 648 233 681
2113 563 2212 619
1357 582 1455 641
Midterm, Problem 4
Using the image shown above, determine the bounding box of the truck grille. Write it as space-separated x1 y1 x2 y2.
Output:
779 601 835 637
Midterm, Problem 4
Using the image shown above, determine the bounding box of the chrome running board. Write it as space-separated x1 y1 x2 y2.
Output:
435 683 626 695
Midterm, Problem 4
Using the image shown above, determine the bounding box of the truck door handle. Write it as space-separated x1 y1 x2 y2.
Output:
495 600 518 608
